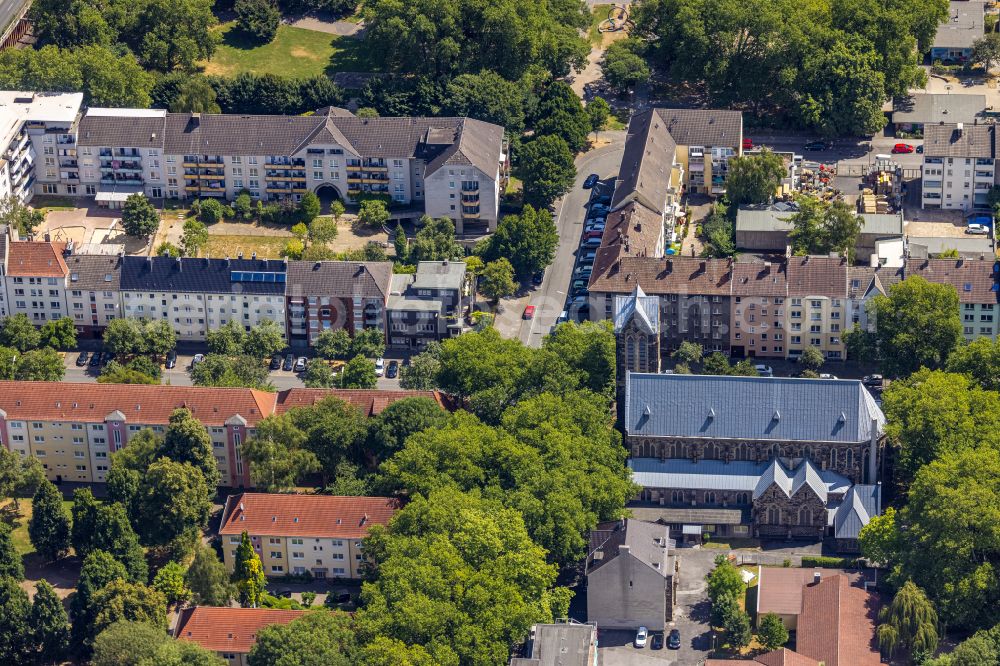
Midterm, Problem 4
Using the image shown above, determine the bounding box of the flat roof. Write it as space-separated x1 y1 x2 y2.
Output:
892 93 986 125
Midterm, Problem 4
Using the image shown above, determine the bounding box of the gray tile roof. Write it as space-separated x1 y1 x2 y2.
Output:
65 253 122 290
858 213 904 236
832 485 880 539
630 458 769 491
612 109 677 213
655 108 743 148
614 285 659 334
285 260 392 299
933 1 985 49
735 206 796 233
891 93 986 126
77 113 166 148
121 256 287 294
752 458 848 503
163 113 325 156
923 123 993 158
586 519 671 578
411 260 466 291
624 373 886 443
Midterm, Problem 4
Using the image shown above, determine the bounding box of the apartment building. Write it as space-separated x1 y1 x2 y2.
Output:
386 260 467 349
67 106 507 231
920 122 995 211
174 607 305 666
0 92 84 203
120 255 288 341
64 253 122 336
905 256 999 341
1 239 68 323
785 256 849 360
731 261 787 359
285 260 391 345
0 382 447 486
218 493 400 579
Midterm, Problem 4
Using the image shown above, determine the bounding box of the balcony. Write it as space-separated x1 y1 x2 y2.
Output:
113 149 141 158
57 136 75 145
265 186 307 194
461 187 480 196
362 160 387 170
462 210 480 219
266 158 305 168
59 158 78 168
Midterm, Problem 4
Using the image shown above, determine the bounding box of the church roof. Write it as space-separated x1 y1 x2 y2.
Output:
614 284 660 334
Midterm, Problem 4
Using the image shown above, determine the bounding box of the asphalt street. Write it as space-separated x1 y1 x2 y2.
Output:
0 0 27 35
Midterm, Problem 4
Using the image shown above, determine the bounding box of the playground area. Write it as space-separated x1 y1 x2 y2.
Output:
596 4 633 33
34 203 145 254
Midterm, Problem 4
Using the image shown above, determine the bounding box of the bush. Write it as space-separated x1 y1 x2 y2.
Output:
800 556 861 569
198 198 228 225
236 0 280 43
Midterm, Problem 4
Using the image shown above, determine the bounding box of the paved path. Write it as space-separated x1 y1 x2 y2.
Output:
287 16 363 36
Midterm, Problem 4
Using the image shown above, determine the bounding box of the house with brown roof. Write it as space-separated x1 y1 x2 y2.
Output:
285 260 392 346
706 648 820 666
785 256 850 360
219 493 400 579
904 256 999 341
64 252 122 337
0 381 447 486
584 519 676 630
731 261 788 359
173 606 305 666
1 238 69 324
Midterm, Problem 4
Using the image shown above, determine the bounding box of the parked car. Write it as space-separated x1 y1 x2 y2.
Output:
755 364 774 377
966 223 990 235
191 353 205 367
819 373 839 379
863 374 883 388
572 278 587 292
916 144 924 154
282 353 294 371
75 351 89 367
651 633 664 650
584 230 603 240
583 173 600 189
591 193 611 205
100 351 114 366
294 357 307 372
804 140 830 151
88 352 102 368
585 222 606 233
374 357 385 376
742 137 754 150
523 305 536 320
891 143 914 154
165 350 177 369
582 237 602 248
575 266 593 278
635 627 648 648
386 360 398 378
557 310 568 323
590 203 609 214
570 295 587 306
531 270 544 286
269 355 282 370
668 629 681 650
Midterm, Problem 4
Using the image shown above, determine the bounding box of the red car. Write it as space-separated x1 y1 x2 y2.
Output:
742 138 753 150
523 305 535 320
892 143 914 154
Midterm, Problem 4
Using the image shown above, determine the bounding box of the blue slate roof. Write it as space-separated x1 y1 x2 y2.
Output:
120 256 287 295
832 484 880 539
630 458 851 496
624 373 885 443
614 285 659 334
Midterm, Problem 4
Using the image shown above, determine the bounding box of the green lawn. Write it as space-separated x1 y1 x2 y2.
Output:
204 234 291 259
203 22 374 79
2 498 77 556
589 4 615 45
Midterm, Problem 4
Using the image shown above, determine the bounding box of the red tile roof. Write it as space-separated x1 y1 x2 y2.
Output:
732 261 788 297
756 567 862 616
173 607 305 654
904 257 998 304
0 381 275 426
786 255 849 298
590 255 734 296
6 241 68 277
274 388 449 416
706 649 819 666
219 492 400 538
797 575 881 666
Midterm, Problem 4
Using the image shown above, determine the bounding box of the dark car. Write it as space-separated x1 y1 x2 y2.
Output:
668 629 681 650
282 353 294 371
651 633 664 650
75 351 89 367
165 350 177 369
804 140 830 151
591 193 611 205
583 173 600 189
532 270 544 286
386 360 399 378
335 592 352 604
916 144 924 154
99 351 113 366
88 351 102 367
269 355 282 370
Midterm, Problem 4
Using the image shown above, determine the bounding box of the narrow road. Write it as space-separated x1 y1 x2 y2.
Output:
509 132 626 347
0 0 28 36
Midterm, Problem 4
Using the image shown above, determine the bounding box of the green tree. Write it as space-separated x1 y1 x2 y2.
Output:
587 96 612 137
236 0 281 43
71 549 129 652
351 327 386 359
330 199 345 222
844 324 879 364
706 554 744 603
871 276 963 377
232 531 265 608
12 347 65 381
602 39 651 95
120 195 159 238
367 396 448 463
971 33 1000 74
479 258 516 301
0 576 31 664
197 198 226 225
400 341 442 390
28 480 71 561
233 192 254 220
878 581 940 661
206 320 246 356
77 45 155 108
30 579 69 665
0 523 24 580
303 359 336 388
480 205 558 279
357 487 567 666
516 134 576 209
858 507 901 567
0 313 41 351
672 341 703 366
38 317 77 350
92 620 223 666
169 76 221 114
358 199 390 228
90 579 167 640
788 196 864 259
444 71 526 134
360 637 439 666
98 361 159 385
725 609 752 649
134 459 212 553
393 223 408 262
185 543 235 607
160 408 221 489
134 0 219 71
0 447 45 511
798 345 825 372
180 219 209 256
339 354 377 389
244 320 286 360
757 612 789 650
946 337 1000 391
946 633 1000 666
299 191 322 225
315 329 352 360
542 320 616 399
308 217 338 245
534 81 591 152
0 195 44 237
152 561 191 606
249 611 358 666
191 354 271 390
726 149 786 206
407 216 464 263
702 351 732 375
242 414 320 491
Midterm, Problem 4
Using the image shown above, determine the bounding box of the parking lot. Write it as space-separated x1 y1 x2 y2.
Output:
563 178 614 323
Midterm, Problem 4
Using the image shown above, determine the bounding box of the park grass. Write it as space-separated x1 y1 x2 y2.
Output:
1 498 77 556
203 234 290 259
202 22 375 79
589 5 615 46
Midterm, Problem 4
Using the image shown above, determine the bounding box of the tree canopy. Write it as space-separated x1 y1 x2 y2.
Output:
726 149 786 206
249 611 358 666
479 205 559 280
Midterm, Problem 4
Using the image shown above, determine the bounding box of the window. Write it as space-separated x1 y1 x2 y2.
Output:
270 551 282 559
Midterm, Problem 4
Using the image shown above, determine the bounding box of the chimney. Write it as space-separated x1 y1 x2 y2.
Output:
251 252 257 260
175 256 182 270
957 122 964 136
812 571 822 585
237 252 244 259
